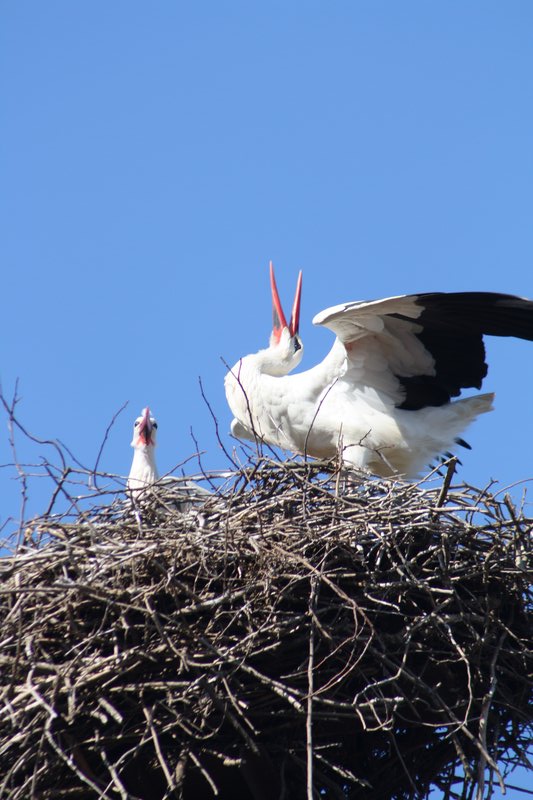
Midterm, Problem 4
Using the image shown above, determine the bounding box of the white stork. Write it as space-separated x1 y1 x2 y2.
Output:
127 407 212 508
225 263 533 478
127 406 158 492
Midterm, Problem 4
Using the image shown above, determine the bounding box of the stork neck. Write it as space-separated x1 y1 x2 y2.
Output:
244 344 300 377
128 446 158 489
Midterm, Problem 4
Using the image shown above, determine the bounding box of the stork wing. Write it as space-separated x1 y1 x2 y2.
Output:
313 292 533 410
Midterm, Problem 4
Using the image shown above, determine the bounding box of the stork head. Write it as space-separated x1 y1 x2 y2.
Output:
267 262 304 374
131 406 158 449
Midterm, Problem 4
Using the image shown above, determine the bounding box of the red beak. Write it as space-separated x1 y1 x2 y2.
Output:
137 407 154 446
289 270 302 338
270 261 302 344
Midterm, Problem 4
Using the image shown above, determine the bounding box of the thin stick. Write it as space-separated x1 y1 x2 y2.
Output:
306 576 318 800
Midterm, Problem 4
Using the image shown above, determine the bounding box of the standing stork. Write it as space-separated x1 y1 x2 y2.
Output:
225 263 533 477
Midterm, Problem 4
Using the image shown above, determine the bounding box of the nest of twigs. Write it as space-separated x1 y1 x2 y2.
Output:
0 458 531 800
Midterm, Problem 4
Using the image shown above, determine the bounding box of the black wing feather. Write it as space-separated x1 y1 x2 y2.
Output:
391 292 533 411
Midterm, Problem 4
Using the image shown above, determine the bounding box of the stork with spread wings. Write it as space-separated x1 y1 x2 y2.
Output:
225 263 533 477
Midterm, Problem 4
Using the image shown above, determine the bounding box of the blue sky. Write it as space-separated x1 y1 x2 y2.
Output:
1 4 532 794
2 3 533 521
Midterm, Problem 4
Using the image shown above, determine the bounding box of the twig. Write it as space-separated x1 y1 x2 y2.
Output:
91 401 128 489
306 576 318 800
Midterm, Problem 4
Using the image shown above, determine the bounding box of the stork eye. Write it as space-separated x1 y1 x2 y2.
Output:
134 421 140 427
294 337 302 353
152 422 158 429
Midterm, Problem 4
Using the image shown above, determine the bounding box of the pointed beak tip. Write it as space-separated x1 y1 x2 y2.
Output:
270 261 288 339
290 271 303 336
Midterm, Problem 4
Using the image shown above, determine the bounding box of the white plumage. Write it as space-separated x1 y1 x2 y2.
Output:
225 264 533 477
127 407 158 493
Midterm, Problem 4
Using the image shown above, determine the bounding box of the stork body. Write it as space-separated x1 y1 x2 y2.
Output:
225 266 533 477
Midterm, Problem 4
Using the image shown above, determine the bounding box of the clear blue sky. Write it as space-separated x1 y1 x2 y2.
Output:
1 4 532 794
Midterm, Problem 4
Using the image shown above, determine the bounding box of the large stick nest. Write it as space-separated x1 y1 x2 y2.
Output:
0 458 531 800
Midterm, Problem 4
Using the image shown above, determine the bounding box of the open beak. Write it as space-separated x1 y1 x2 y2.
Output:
270 261 302 343
137 406 154 446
